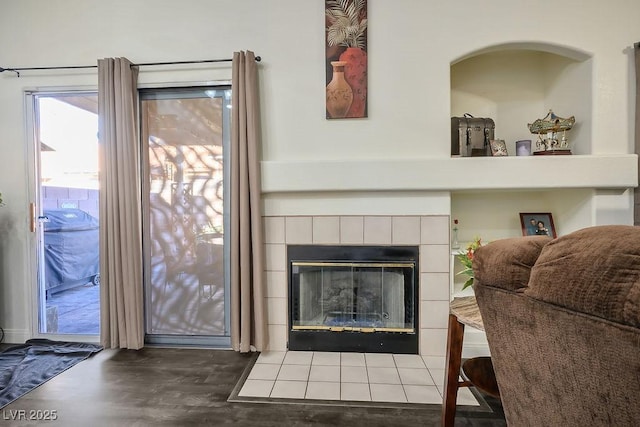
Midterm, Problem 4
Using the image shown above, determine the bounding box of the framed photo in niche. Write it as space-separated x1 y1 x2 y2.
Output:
520 212 557 238
516 139 532 156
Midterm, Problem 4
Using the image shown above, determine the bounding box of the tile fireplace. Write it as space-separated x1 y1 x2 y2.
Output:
287 245 419 354
263 215 452 356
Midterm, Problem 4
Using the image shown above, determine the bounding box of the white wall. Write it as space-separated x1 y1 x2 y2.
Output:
0 0 638 342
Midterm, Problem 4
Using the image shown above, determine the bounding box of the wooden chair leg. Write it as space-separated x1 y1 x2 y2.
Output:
442 313 465 427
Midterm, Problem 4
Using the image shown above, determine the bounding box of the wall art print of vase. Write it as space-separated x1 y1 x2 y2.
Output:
325 0 367 119
326 61 353 118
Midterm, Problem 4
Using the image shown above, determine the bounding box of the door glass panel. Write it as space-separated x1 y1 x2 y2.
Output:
141 87 230 342
35 93 100 335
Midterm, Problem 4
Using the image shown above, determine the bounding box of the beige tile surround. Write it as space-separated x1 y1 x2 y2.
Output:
263 215 451 356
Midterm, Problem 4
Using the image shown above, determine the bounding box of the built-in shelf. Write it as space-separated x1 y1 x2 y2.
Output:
261 154 637 193
444 45 636 271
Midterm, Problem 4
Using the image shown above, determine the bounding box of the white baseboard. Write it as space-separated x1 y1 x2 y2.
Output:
1 328 31 345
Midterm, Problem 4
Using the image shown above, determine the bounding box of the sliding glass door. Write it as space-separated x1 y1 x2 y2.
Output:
30 92 101 336
141 87 231 346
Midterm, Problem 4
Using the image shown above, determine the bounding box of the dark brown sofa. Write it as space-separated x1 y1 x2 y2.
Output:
472 225 640 426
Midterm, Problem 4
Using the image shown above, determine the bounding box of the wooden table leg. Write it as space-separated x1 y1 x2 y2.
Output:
442 313 466 427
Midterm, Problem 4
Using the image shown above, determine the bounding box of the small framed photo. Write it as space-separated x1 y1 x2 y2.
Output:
516 139 532 156
520 212 557 238
490 139 508 156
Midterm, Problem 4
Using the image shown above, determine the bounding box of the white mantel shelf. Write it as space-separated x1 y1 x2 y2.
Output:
260 154 638 193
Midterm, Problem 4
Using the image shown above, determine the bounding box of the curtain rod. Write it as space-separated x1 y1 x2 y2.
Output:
0 56 261 77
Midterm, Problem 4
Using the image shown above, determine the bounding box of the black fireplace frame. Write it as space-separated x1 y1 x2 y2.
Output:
287 245 419 354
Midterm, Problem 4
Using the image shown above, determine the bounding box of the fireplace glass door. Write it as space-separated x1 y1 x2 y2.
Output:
292 262 414 332
288 245 419 354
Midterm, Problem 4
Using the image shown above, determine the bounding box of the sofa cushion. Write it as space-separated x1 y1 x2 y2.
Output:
473 236 551 292
525 225 640 328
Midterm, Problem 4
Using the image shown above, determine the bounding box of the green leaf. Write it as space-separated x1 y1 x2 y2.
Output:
461 277 474 290
456 267 473 277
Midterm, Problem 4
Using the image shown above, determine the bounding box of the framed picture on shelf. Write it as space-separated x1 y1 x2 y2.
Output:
490 139 508 156
519 212 557 238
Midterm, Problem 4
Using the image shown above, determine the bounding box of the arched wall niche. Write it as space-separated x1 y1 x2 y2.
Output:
450 42 593 155
451 41 591 65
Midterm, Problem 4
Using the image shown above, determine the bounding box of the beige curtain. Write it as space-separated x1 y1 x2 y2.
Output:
230 51 267 352
97 57 144 349
634 42 640 225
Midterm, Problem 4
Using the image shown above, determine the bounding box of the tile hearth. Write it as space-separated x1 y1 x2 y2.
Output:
237 351 479 406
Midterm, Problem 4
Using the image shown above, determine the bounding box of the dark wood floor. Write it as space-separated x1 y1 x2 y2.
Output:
0 343 505 426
